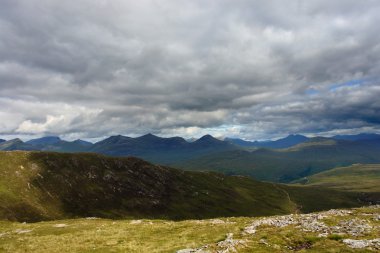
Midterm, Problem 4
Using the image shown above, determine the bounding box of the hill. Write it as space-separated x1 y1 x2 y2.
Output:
3 134 380 184
26 136 62 145
225 134 309 149
89 134 236 164
296 164 380 193
0 151 362 222
177 138 380 182
333 133 380 141
0 138 92 153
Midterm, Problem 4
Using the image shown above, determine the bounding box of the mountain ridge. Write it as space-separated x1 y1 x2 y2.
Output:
0 151 363 222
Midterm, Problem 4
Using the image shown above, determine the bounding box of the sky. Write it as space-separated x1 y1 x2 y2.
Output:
1 0 380 141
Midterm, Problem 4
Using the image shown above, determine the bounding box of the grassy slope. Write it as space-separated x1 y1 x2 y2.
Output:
0 206 378 253
297 164 380 192
177 139 380 182
0 151 362 222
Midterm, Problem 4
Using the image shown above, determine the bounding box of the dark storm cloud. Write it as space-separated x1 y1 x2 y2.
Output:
0 0 380 140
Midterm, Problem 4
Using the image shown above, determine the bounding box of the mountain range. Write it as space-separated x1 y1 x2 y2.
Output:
1 133 380 183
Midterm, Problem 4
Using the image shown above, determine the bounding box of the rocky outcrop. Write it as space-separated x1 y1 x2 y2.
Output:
178 206 380 252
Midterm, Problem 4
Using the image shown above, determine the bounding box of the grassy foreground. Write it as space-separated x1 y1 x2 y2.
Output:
0 206 378 252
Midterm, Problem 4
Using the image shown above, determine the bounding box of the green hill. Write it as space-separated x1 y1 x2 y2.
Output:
177 139 380 182
296 164 380 192
0 151 362 222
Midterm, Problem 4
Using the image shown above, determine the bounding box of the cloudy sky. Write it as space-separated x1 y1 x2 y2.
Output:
1 0 380 141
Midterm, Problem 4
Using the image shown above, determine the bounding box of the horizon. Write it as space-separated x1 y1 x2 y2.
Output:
1 131 380 144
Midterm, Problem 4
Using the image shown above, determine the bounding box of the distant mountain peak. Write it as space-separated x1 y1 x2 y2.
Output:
8 138 23 144
199 134 214 139
26 136 61 145
196 134 218 141
72 139 93 146
138 133 160 139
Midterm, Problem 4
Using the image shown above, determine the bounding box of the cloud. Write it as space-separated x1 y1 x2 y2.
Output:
0 0 380 140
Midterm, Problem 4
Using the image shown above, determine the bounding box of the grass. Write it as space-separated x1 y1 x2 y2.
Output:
0 218 244 253
0 206 378 252
176 140 380 182
0 151 363 222
297 164 380 192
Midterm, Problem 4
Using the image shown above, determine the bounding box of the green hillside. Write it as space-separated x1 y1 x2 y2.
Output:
296 164 380 192
0 151 362 222
177 139 380 182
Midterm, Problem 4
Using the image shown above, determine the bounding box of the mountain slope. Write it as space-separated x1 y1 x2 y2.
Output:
333 133 380 141
0 151 361 222
225 134 309 149
177 138 380 182
26 136 62 145
297 163 380 192
0 139 35 151
90 134 236 164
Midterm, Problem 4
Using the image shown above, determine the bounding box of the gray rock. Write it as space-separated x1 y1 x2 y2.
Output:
343 238 380 249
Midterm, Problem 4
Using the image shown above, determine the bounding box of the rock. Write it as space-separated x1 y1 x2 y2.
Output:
177 249 194 253
176 248 210 253
331 218 372 236
210 219 225 224
15 229 32 234
244 215 297 234
216 233 246 252
343 238 380 249
130 220 142 224
53 224 68 228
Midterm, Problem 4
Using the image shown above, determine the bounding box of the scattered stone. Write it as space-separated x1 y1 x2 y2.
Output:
210 219 226 224
176 247 210 253
15 229 32 234
86 217 99 220
180 206 379 253
53 224 68 228
331 218 372 236
216 233 245 253
322 209 352 216
244 215 297 234
343 238 380 249
130 220 142 224
318 232 329 238
259 239 269 246
300 220 328 232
